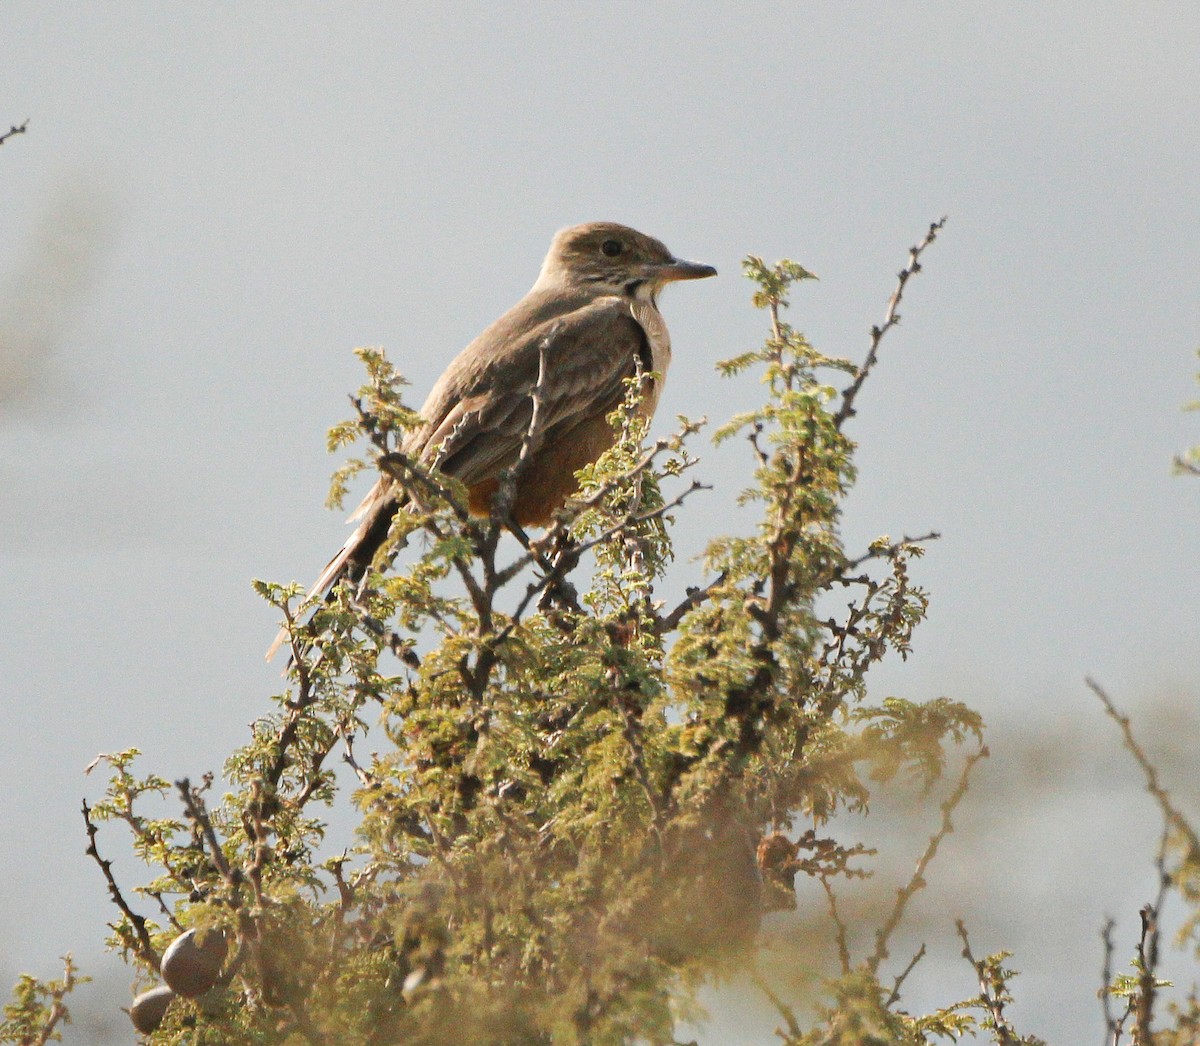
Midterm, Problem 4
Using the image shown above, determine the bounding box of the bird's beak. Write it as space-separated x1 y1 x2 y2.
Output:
654 258 718 283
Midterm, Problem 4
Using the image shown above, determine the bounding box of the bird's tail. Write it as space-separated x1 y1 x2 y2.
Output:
265 484 403 662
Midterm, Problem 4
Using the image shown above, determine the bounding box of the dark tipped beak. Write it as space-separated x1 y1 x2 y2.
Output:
656 258 718 283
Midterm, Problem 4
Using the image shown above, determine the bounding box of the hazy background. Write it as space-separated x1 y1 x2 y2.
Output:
2 5 1198 1042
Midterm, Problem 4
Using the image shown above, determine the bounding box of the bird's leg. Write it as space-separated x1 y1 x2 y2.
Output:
348 569 388 642
536 527 580 614
504 516 536 554
497 516 575 614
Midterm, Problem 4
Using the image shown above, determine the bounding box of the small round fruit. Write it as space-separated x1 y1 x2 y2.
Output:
160 928 228 997
129 985 175 1033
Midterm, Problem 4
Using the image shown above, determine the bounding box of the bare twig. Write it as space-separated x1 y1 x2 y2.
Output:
82 801 159 968
869 745 987 972
1099 917 1131 1044
750 970 803 1040
1132 827 1172 1044
341 731 375 787
1088 678 1199 853
658 571 728 633
470 335 558 641
176 779 235 885
0 119 29 146
957 920 1020 1046
839 531 942 576
1135 900 1160 1044
1090 680 1184 1043
146 890 184 933
538 419 704 533
314 854 359 986
886 942 928 1007
502 478 709 633
835 217 946 430
819 875 852 974
1173 454 1200 477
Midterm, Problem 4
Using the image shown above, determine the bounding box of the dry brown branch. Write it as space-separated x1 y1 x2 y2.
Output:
1135 900 1160 1044
1087 678 1199 854
81 800 159 969
957 920 1020 1046
839 531 941 575
819 874 852 974
658 570 728 633
886 943 928 1008
0 119 29 146
175 778 235 885
751 969 803 1041
835 217 947 429
870 745 987 972
1099 915 1137 1045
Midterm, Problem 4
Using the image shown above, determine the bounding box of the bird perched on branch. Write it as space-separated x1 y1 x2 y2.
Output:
267 222 716 660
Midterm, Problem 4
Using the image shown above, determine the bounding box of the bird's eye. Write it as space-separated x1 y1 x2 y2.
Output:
600 239 623 257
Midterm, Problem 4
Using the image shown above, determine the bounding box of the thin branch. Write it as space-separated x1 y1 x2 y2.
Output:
0 119 29 147
658 571 728 633
497 517 585 622
819 875 852 974
957 920 1020 1046
341 731 375 787
750 970 803 1041
176 778 236 885
26 955 78 1046
1172 454 1200 477
1088 678 1200 852
565 479 708 563
1100 918 1127 1045
1133 827 1172 1045
835 217 946 430
839 531 942 576
1090 681 1183 1044
467 334 557 647
869 745 987 972
488 411 705 607
1135 901 1160 1045
885 942 928 1007
82 801 159 969
540 419 704 529
315 854 358 987
146 890 184 933
502 478 709 633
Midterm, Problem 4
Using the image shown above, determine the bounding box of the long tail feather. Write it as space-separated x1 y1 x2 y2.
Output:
265 485 402 661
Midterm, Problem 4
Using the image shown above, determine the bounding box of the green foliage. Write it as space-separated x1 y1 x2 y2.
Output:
16 229 1074 1043
0 957 82 1046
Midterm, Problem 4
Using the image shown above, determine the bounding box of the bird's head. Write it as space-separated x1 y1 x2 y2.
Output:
536 222 716 301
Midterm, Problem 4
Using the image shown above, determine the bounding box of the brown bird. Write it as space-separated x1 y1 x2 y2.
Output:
267 222 715 660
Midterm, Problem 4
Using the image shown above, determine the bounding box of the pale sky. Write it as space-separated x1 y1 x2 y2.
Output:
2 5 1199 1042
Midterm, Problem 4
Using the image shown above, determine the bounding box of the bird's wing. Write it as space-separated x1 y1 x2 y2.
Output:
416 296 650 485
352 295 648 519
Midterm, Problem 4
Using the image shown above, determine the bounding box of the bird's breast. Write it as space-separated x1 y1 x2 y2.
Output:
629 299 671 416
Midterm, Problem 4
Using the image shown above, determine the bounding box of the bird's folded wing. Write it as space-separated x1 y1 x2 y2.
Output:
418 297 648 486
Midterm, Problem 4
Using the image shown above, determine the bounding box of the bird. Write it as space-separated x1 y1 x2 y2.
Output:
267 222 716 660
